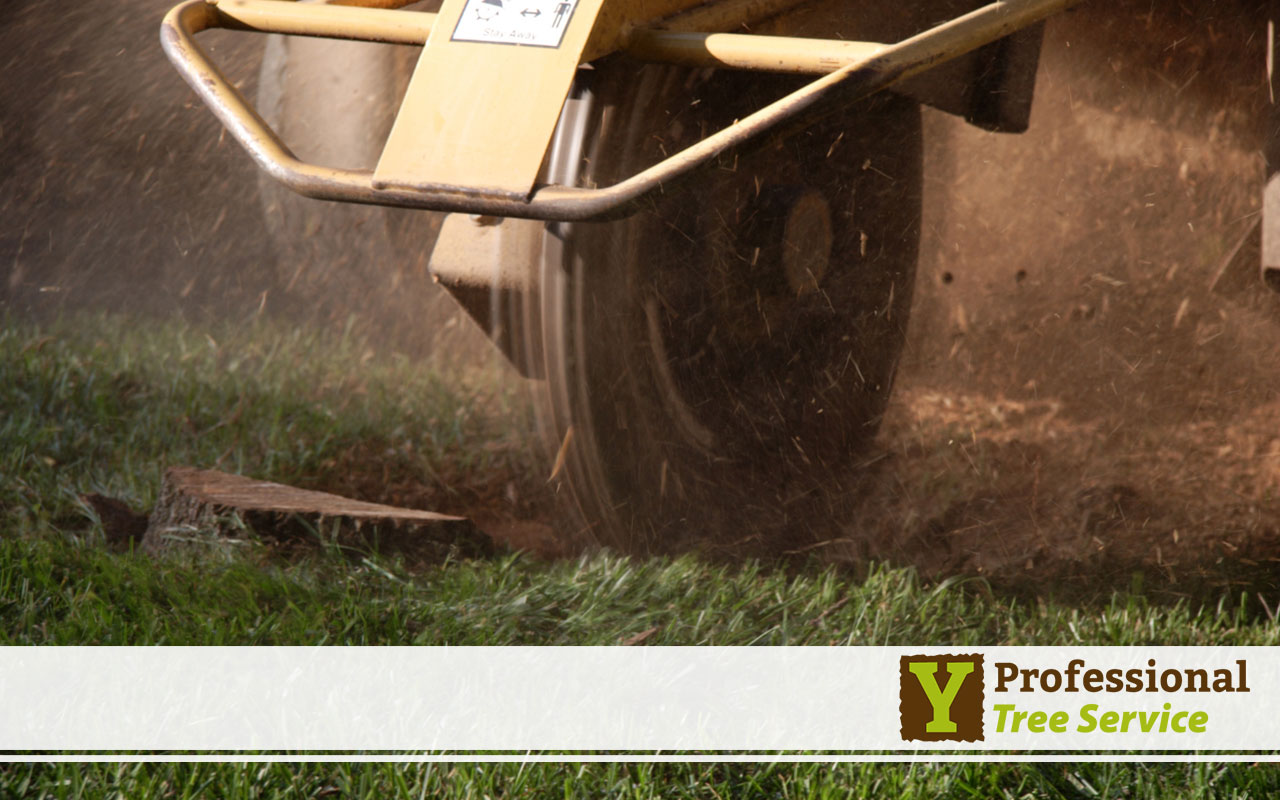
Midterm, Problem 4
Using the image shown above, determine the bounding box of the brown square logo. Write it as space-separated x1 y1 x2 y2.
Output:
900 654 984 742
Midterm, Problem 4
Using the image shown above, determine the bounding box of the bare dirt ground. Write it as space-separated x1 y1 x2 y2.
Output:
5 0 1280 594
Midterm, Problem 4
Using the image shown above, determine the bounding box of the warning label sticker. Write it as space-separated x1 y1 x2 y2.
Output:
451 0 582 48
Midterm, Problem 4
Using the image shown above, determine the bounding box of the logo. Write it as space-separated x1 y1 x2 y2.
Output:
900 654 984 742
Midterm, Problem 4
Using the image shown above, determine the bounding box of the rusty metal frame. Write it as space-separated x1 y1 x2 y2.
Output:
161 0 1079 222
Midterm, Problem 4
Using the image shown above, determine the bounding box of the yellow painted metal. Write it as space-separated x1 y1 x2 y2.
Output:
371 0 607 199
212 0 433 43
209 0 885 76
629 30 885 74
840 0 1071 91
326 0 423 8
583 0 796 60
365 0 818 197
164 0 1080 219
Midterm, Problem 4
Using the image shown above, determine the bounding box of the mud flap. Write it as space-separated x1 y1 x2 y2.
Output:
897 20 1045 133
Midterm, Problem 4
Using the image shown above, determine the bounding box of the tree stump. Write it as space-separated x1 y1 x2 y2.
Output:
142 467 493 562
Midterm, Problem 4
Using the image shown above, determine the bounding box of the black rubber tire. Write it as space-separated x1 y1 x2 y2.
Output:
538 62 923 556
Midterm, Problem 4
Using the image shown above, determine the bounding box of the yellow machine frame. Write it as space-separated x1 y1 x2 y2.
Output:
161 0 1079 221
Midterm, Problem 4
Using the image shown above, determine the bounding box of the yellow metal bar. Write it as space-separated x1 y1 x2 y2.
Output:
628 30 885 74
583 0 806 61
326 0 422 8
211 0 433 43
836 0 1073 91
607 0 1082 199
163 0 1080 220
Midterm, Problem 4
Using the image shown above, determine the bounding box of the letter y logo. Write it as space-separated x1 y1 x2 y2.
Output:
908 661 974 732
900 655 984 742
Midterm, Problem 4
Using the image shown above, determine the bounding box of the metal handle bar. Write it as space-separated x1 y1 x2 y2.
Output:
161 0 1077 222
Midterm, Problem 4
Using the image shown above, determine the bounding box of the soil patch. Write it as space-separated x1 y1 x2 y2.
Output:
838 1 1280 597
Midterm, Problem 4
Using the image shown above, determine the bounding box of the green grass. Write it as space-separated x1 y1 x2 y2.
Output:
3 312 1278 797
7 761 1280 800
0 311 532 534
2 534 1277 647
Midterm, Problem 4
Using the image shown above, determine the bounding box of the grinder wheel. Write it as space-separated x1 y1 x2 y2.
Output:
533 62 923 556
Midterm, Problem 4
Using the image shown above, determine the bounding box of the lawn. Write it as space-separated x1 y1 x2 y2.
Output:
2 312 1277 797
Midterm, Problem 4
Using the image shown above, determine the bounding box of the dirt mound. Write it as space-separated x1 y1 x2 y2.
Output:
841 389 1280 593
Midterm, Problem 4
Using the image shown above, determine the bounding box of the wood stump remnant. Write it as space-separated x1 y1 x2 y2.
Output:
142 467 493 561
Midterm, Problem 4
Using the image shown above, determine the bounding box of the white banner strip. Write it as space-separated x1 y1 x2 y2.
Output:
4 756 1280 763
0 647 1272 751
